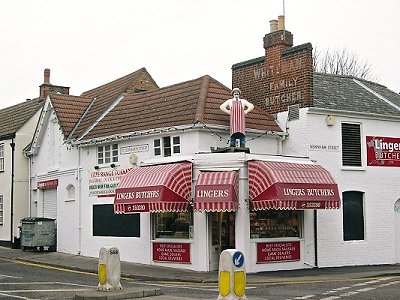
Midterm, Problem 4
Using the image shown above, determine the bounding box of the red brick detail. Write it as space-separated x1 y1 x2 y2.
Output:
232 31 313 115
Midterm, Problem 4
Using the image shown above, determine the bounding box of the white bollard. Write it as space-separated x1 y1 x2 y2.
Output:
217 249 246 300
97 246 123 291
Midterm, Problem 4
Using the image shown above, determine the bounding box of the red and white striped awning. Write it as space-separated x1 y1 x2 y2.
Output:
248 160 340 210
194 171 239 212
114 162 192 213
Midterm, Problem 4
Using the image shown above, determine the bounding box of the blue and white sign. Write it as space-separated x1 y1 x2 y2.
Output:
232 251 244 268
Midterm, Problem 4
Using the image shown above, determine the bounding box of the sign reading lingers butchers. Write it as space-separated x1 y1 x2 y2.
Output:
366 136 400 167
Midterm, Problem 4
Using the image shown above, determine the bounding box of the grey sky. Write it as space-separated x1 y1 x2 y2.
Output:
0 0 399 109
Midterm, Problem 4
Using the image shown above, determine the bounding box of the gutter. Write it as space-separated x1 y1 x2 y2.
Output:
0 133 16 142
307 107 400 122
74 123 287 147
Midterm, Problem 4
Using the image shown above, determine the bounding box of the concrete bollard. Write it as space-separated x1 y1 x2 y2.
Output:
97 246 123 291
217 249 246 300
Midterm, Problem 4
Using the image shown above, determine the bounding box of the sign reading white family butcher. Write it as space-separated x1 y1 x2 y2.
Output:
89 168 132 197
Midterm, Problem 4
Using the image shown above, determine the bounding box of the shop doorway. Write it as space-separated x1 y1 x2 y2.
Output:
209 212 235 271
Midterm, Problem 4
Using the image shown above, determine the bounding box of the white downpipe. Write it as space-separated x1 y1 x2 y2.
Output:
78 146 82 255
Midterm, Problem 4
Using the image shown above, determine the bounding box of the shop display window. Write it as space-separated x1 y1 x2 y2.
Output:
154 212 193 239
250 210 302 239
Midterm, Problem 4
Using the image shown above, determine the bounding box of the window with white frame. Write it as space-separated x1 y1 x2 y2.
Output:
97 144 118 165
154 136 180 157
0 195 3 225
0 143 4 172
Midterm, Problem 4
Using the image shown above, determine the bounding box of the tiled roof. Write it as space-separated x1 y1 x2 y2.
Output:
49 94 93 137
0 98 43 139
82 75 282 140
74 68 159 138
313 73 400 116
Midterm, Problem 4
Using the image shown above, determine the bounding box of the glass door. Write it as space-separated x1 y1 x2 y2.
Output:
209 212 235 271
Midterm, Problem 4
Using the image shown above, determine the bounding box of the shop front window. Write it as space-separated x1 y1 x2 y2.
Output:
154 212 193 239
250 210 302 239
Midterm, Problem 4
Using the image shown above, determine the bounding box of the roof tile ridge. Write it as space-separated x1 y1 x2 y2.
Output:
77 93 125 141
195 75 210 123
353 78 400 112
80 68 142 95
67 97 98 140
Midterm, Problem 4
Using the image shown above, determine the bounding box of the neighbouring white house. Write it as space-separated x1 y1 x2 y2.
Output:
0 69 69 247
0 100 42 247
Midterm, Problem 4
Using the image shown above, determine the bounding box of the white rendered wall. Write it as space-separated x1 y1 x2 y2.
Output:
0 109 40 242
0 138 12 242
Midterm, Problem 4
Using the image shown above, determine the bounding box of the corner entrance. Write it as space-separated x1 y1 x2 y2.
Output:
209 212 235 271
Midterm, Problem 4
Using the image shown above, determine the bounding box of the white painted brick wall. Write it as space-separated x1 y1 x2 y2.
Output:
279 109 400 267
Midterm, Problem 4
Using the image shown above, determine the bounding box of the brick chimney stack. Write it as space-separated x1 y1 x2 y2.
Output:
232 15 314 114
39 68 70 100
44 68 50 84
263 15 293 52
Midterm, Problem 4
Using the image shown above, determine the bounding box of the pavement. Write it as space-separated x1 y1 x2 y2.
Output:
2 246 400 299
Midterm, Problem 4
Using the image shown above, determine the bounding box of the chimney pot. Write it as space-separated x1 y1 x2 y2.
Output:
278 15 285 31
269 20 278 32
44 68 50 84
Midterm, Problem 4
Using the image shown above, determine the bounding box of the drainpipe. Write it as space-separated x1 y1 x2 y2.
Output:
78 145 82 255
314 210 318 267
28 157 31 217
278 134 287 155
10 138 15 247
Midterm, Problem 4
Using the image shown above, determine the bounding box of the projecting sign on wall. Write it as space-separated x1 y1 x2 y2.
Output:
366 136 400 167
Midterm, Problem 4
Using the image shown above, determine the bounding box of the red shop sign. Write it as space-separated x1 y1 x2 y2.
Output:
257 241 300 263
153 242 191 263
366 136 400 167
37 179 59 190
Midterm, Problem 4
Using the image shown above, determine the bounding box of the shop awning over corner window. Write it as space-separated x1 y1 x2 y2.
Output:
194 171 239 212
114 162 192 213
248 160 340 210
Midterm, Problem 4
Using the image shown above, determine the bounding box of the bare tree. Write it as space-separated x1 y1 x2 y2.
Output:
313 47 378 81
